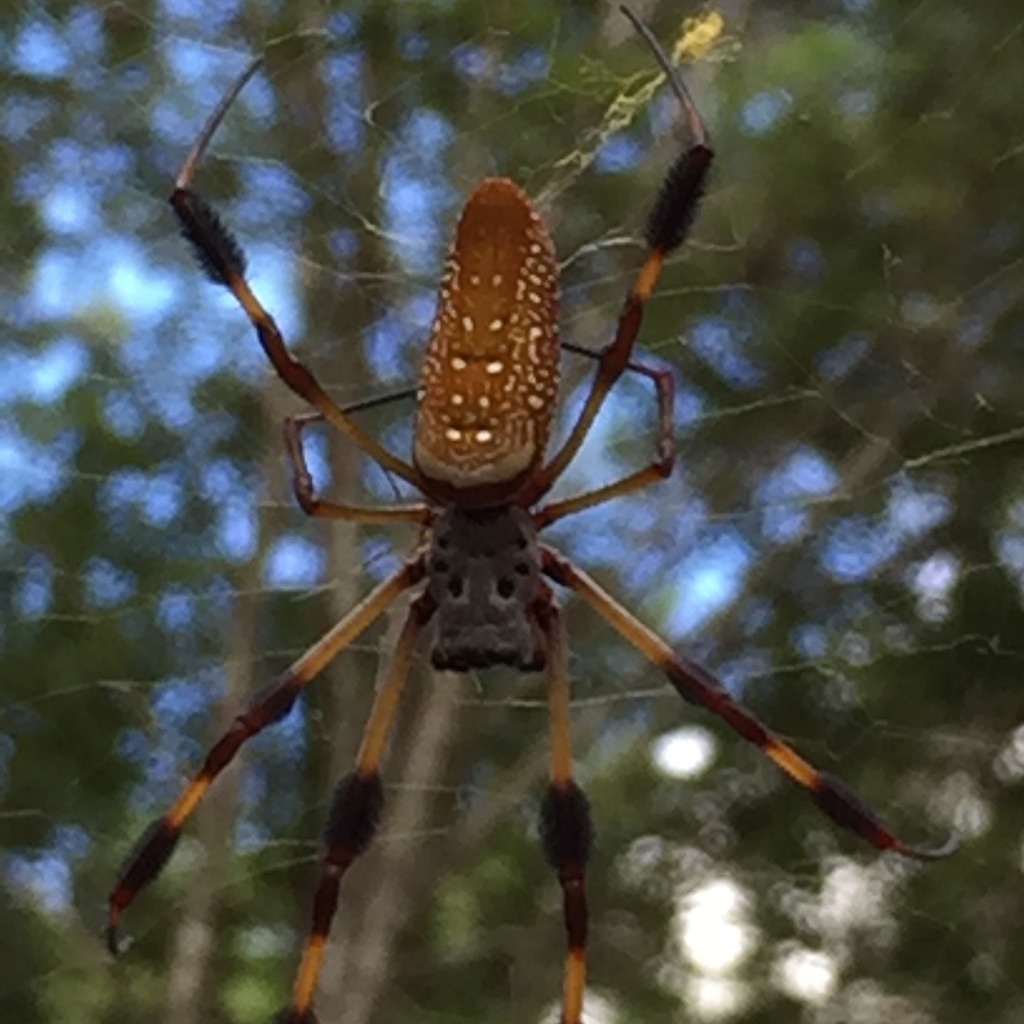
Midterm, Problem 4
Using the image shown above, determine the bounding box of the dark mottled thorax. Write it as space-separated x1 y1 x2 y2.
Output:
425 505 544 672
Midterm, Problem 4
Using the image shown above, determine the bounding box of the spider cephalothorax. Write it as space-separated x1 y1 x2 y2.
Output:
425 504 544 672
109 9 957 1024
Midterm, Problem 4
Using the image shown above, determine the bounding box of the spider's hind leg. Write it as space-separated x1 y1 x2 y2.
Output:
106 562 423 954
541 545 960 862
270 594 434 1023
538 599 594 1024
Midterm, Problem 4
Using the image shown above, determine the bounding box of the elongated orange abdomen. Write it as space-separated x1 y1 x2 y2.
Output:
414 178 560 506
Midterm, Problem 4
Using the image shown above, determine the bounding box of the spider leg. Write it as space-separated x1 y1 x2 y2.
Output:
284 412 430 524
170 57 423 489
521 11 712 506
537 595 593 1024
106 556 426 954
534 347 673 529
540 546 959 861
271 593 435 1024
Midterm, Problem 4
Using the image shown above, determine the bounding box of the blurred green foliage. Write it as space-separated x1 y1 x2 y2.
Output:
3 1 1024 1023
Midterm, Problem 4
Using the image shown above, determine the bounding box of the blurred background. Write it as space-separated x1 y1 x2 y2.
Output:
3 1 1024 1022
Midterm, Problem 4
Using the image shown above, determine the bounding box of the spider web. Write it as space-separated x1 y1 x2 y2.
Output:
3 2 1024 1023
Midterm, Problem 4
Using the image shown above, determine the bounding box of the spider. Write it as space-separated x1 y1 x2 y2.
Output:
108 9 957 1023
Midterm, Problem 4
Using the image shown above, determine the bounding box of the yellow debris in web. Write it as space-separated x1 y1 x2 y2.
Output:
537 9 727 209
673 11 726 65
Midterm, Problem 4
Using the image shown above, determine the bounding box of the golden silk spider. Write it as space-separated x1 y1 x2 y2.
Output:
108 8 957 1022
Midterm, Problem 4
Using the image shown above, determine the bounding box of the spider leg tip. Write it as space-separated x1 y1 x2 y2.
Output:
105 920 121 957
903 828 961 862
618 4 640 28
269 1009 320 1024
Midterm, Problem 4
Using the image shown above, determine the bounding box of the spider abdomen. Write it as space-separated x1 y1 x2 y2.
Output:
414 178 560 506
425 504 545 672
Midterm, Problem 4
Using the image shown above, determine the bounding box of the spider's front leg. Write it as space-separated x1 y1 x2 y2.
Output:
169 56 423 490
522 10 713 507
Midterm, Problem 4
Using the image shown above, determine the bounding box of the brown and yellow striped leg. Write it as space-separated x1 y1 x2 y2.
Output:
284 412 430 525
541 546 959 861
538 600 593 1024
272 593 434 1024
533 356 674 529
521 24 713 507
106 557 426 953
169 56 423 490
